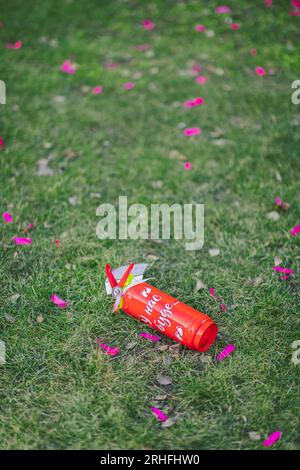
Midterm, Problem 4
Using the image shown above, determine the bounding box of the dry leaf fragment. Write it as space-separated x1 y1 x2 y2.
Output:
195 279 206 291
156 374 172 386
36 315 44 323
248 431 261 441
10 294 20 303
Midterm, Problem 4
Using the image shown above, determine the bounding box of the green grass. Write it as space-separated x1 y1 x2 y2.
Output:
1 0 300 450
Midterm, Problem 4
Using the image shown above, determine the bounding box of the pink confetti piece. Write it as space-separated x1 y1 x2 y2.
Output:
290 224 300 237
150 406 168 422
136 43 151 51
60 60 76 74
195 75 207 85
139 332 161 342
195 24 206 32
290 9 300 15
143 19 155 30
92 86 103 95
250 48 257 56
216 344 236 361
123 82 135 90
51 294 69 308
264 0 272 6
96 339 120 356
273 266 294 275
192 64 202 74
184 162 192 170
209 287 215 298
255 66 266 76
215 6 231 13
184 97 205 108
55 239 60 248
230 23 240 30
275 197 282 206
0 136 4 149
291 0 300 8
263 430 282 447
183 127 201 136
5 40 22 49
221 303 228 312
12 237 32 245
3 212 13 223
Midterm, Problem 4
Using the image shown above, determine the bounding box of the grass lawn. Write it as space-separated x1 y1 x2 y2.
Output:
0 0 300 450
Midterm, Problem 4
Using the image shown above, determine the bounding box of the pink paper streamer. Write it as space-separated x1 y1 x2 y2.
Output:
92 86 103 95
3 212 13 223
143 19 155 30
96 339 120 356
273 266 294 275
195 24 206 32
12 237 32 245
5 40 22 49
255 66 266 76
263 430 282 447
195 76 207 85
150 406 168 422
184 97 204 108
51 294 69 308
290 224 300 237
139 332 161 342
123 82 135 90
60 60 76 74
183 127 201 136
215 6 231 13
216 344 236 361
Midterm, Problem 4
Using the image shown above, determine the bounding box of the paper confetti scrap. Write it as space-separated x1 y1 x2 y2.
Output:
3 212 13 223
139 332 161 342
0 136 4 149
60 59 76 74
96 339 120 356
92 86 103 95
263 430 282 447
215 6 231 14
51 294 69 308
12 237 32 245
143 19 155 30
5 40 22 49
195 76 207 85
123 82 135 90
216 344 236 361
184 162 192 170
150 407 168 422
255 66 266 76
195 24 206 32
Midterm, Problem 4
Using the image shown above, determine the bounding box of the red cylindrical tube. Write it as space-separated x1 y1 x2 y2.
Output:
122 282 218 352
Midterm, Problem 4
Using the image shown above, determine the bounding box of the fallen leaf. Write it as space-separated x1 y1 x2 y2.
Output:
267 211 280 221
209 248 220 256
248 431 261 441
10 293 20 303
36 315 44 323
195 278 206 291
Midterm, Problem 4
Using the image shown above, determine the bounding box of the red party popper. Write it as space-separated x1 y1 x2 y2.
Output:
105 263 218 352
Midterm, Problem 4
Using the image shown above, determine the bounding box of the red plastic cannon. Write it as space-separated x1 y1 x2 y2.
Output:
105 263 218 352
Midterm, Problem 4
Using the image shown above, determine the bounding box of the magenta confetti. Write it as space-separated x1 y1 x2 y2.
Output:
216 344 236 361
209 287 215 298
195 24 206 32
184 97 204 108
290 224 300 237
184 162 192 170
3 212 13 223
105 63 118 69
263 430 282 447
264 0 272 6
215 6 231 13
139 332 161 342
255 66 266 76
51 294 69 308
230 23 240 30
275 197 282 206
221 303 228 312
96 339 120 356
150 407 168 422
5 40 22 49
195 76 207 85
291 0 300 7
192 64 202 74
183 127 201 136
136 43 151 51
12 237 32 245
143 19 155 30
92 86 103 95
60 60 76 74
273 266 294 275
123 82 135 90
